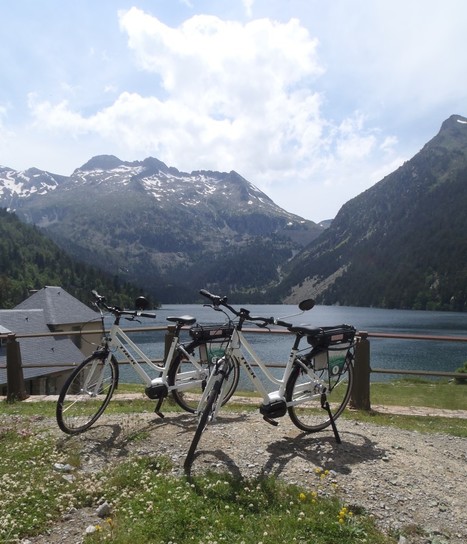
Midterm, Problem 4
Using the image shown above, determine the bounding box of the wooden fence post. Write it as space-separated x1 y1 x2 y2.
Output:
349 331 371 411
6 334 29 402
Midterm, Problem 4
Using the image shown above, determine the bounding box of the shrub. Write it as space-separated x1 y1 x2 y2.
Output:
455 361 467 384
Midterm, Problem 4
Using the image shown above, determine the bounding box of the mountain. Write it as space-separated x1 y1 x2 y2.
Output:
0 209 146 309
277 114 467 311
0 157 323 303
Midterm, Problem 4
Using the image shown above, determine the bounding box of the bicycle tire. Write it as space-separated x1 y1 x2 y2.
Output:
56 353 118 435
168 350 240 413
286 351 354 432
184 363 228 472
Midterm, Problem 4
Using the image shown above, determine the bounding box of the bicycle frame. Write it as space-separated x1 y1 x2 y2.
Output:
102 321 209 393
199 326 326 419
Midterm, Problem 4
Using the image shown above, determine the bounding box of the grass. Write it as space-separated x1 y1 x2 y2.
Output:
84 461 394 544
0 416 395 544
0 417 90 542
343 410 467 437
369 378 467 411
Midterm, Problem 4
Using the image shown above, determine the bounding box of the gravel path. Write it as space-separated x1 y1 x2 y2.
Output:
18 403 467 544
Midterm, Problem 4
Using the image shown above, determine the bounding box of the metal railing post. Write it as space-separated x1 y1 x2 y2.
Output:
6 334 29 402
349 332 371 411
164 326 175 360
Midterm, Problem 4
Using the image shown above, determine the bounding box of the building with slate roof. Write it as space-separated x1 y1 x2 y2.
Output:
0 287 101 395
15 286 101 356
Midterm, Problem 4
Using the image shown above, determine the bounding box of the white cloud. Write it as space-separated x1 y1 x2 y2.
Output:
243 0 254 18
17 2 465 221
29 10 333 177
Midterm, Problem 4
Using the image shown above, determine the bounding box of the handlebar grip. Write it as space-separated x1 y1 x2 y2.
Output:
91 290 107 307
199 288 225 305
139 312 156 319
275 319 293 328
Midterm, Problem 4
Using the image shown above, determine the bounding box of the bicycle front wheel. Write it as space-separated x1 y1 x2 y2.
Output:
169 352 240 413
286 352 354 432
56 353 118 434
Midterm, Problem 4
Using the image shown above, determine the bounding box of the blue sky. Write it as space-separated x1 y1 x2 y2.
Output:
1 0 466 222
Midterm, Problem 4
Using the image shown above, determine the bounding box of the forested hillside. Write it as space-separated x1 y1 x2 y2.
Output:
0 209 147 309
278 114 467 311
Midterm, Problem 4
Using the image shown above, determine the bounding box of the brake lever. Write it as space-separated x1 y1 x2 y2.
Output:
125 316 141 324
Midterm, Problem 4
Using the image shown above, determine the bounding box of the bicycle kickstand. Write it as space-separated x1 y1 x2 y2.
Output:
154 397 165 419
320 393 341 444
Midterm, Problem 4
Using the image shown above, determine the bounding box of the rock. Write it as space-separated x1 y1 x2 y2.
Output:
96 501 112 518
53 463 74 472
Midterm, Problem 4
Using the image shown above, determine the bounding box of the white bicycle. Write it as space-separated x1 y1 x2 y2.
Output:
185 289 356 472
56 290 239 434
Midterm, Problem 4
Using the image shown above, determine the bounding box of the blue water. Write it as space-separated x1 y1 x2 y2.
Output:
117 304 467 387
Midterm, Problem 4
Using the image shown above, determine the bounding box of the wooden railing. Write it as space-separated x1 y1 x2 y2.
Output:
1 327 466 405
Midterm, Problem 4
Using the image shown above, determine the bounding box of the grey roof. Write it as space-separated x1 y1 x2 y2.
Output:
0 309 50 334
14 286 98 325
0 309 84 386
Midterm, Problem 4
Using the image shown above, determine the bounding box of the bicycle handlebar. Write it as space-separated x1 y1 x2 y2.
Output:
91 290 156 319
199 289 292 328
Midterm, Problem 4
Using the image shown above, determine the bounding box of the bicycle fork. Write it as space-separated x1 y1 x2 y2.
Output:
196 357 232 423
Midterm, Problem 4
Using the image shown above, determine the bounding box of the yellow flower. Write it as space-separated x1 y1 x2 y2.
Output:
298 492 307 501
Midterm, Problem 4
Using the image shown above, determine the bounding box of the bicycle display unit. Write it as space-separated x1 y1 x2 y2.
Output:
185 289 357 472
56 290 239 434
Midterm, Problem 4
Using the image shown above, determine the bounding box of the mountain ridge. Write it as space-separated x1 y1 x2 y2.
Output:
278 114 467 311
0 156 323 303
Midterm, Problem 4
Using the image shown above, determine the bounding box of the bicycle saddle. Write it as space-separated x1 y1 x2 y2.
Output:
166 315 196 325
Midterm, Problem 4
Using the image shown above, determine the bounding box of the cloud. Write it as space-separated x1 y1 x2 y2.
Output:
242 0 255 18
30 10 328 170
25 7 405 220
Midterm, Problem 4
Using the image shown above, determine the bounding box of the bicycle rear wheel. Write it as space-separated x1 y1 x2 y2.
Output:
184 360 230 473
56 353 118 434
286 352 354 432
169 351 240 413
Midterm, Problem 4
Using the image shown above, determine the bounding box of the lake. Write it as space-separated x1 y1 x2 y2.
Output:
118 303 467 387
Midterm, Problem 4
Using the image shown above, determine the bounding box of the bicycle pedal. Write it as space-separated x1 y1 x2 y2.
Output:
263 416 279 426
